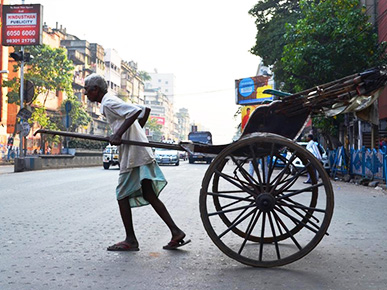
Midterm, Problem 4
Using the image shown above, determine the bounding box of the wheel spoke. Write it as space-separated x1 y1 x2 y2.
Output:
249 145 265 193
259 212 267 261
265 144 277 183
276 201 322 232
274 205 321 234
279 196 320 223
208 203 257 216
268 151 298 190
268 212 281 260
272 210 303 250
238 209 260 254
208 191 255 202
277 181 324 201
218 205 256 239
214 169 256 196
230 155 260 192
277 200 326 213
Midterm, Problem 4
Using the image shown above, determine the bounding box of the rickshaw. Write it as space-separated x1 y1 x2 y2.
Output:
36 66 387 267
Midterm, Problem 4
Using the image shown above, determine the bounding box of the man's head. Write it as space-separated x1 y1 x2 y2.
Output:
307 134 313 141
84 73 108 102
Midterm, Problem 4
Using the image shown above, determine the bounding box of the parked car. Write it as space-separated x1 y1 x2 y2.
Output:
103 145 119 170
188 131 213 164
286 142 330 173
155 148 180 166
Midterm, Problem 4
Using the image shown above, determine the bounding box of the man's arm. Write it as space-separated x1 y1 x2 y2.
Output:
109 110 141 145
138 107 151 128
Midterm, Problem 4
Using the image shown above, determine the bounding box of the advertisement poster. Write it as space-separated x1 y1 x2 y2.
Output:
150 116 165 125
241 105 259 132
235 75 273 105
1 4 43 46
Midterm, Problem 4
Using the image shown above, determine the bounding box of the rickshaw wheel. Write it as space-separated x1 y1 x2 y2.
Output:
212 153 315 243
199 133 334 267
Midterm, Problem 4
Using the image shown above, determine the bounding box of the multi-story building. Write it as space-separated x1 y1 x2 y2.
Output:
104 48 121 96
175 108 190 140
144 88 176 141
59 28 108 136
145 72 175 103
121 61 145 105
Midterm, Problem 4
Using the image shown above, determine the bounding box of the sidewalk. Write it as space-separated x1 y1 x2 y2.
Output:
0 159 14 166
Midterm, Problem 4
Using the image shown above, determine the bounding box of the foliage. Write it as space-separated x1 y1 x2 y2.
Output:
68 138 108 150
312 115 343 136
28 106 60 144
145 118 163 141
53 96 91 132
249 0 307 66
3 45 75 105
138 70 151 81
2 45 90 144
25 45 74 100
281 0 386 92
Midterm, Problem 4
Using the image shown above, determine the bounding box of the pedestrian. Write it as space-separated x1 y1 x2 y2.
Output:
304 134 322 184
84 73 190 251
6 135 14 162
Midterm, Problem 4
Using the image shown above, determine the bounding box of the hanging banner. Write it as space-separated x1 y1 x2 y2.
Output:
235 75 273 105
1 4 43 46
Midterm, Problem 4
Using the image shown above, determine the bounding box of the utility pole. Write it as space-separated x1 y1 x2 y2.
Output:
19 0 25 157
19 45 25 157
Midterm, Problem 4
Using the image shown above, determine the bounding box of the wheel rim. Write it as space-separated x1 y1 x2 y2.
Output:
200 133 334 267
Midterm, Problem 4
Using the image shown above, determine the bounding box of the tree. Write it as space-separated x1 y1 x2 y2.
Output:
138 70 151 82
249 0 305 64
2 44 91 147
281 0 386 92
145 118 163 141
54 96 91 132
280 0 386 146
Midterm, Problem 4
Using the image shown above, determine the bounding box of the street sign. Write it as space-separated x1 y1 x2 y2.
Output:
1 4 43 46
24 80 34 103
16 107 32 120
63 115 72 129
21 122 30 137
65 101 72 113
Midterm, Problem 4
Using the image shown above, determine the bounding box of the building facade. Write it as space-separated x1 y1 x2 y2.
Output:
145 72 175 103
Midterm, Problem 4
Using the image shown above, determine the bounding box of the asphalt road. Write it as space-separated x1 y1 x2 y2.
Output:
1 162 387 290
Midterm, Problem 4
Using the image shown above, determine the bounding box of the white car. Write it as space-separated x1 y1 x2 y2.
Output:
286 142 330 172
155 148 180 166
103 145 119 169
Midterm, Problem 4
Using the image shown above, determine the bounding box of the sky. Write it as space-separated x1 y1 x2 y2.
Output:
12 0 261 144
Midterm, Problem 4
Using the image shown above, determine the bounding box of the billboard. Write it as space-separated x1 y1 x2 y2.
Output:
235 75 273 105
241 105 259 132
1 4 43 46
150 116 165 125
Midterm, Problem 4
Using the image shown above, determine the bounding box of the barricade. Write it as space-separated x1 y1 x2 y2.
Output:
329 146 387 182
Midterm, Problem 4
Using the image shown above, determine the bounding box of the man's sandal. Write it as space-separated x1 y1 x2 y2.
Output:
107 241 139 251
163 238 191 250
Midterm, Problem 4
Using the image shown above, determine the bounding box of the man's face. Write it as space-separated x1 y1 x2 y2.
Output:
84 85 98 102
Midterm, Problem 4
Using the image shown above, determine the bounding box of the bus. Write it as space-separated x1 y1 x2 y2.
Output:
187 131 213 164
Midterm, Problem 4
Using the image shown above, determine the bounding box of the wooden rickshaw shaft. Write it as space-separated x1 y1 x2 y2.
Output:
34 129 185 151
